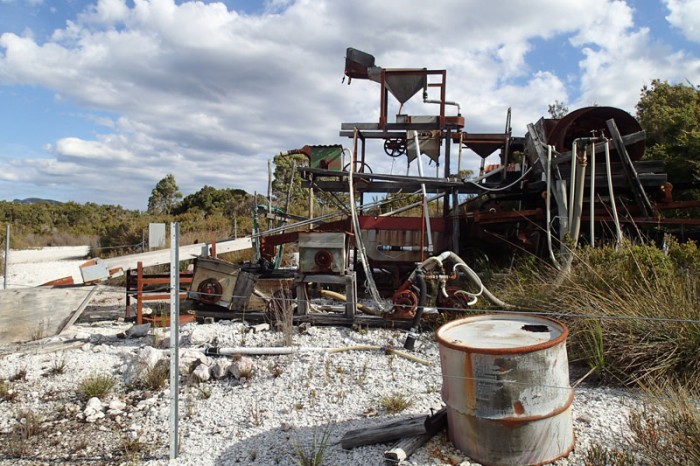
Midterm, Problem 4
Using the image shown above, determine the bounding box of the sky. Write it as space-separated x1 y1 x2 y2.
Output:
0 0 699 210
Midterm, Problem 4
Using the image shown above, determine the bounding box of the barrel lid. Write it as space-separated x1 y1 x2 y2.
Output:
436 313 568 354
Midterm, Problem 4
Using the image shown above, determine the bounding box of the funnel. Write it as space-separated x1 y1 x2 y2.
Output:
370 69 427 105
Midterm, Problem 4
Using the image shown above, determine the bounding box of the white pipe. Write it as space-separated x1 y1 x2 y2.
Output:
546 145 562 269
457 132 463 174
604 140 623 245
589 140 596 247
423 98 461 115
203 345 432 365
413 132 434 254
570 145 587 244
568 140 578 230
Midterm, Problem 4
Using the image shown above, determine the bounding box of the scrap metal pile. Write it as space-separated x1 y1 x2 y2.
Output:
188 48 700 327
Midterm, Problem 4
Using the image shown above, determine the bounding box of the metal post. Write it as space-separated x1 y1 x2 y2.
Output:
169 222 180 460
3 224 9 289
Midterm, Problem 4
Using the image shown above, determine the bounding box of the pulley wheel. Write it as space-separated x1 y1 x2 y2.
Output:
384 138 407 157
197 278 223 305
314 250 334 271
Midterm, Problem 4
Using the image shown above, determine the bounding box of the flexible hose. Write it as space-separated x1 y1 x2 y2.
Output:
604 140 623 246
546 145 562 269
445 251 509 308
319 289 382 316
404 269 426 350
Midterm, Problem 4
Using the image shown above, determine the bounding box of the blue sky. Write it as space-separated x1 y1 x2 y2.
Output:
0 0 698 209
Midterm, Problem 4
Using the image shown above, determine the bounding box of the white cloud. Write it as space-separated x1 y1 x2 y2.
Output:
0 0 699 208
665 0 700 42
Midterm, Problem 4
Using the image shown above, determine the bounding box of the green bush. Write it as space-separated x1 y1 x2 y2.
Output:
499 239 700 387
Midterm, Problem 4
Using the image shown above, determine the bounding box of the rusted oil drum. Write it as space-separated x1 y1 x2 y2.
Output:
436 314 574 466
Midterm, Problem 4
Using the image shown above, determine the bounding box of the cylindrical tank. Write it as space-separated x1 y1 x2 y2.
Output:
436 314 574 466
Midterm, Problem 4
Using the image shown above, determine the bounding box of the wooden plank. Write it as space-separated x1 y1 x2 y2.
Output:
59 286 98 334
80 237 252 282
606 120 654 217
0 287 98 345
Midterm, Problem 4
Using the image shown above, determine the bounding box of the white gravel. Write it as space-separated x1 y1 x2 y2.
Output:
0 256 644 465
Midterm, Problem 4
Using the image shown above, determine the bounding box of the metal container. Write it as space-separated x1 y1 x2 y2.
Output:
298 232 347 274
436 314 574 466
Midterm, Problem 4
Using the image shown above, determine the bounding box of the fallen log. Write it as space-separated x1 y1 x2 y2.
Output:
341 407 446 450
384 409 447 464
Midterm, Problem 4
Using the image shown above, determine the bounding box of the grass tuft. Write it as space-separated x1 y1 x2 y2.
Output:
0 379 18 402
291 426 333 466
8 409 43 458
380 392 413 414
10 368 27 382
78 373 117 399
140 360 170 391
46 357 67 376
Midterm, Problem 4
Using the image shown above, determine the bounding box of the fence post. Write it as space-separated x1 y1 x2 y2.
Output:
169 222 180 460
3 224 9 289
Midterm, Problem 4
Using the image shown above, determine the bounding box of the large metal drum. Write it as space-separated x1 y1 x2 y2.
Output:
436 314 574 466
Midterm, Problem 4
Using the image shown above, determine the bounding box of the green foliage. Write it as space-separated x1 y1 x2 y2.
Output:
622 383 700 466
272 153 309 211
499 240 700 388
547 100 569 119
582 443 636 466
637 80 700 196
0 201 139 250
175 185 249 217
147 174 182 215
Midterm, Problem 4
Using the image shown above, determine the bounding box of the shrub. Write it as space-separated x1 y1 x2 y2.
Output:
627 384 700 465
499 240 700 388
78 373 116 399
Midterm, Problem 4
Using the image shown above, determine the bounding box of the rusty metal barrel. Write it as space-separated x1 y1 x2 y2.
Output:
436 314 574 466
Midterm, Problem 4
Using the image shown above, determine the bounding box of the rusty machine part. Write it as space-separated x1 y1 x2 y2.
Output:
314 249 334 272
196 278 224 305
437 286 473 311
391 289 419 320
546 106 645 161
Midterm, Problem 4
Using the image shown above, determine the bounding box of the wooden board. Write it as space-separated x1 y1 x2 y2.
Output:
0 286 97 345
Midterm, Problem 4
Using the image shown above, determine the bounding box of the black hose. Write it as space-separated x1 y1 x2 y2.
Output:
404 268 427 350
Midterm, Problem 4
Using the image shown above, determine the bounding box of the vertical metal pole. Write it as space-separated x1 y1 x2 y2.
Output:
267 160 273 230
169 222 180 460
3 224 9 289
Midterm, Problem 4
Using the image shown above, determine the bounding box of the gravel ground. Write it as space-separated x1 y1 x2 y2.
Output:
0 254 643 465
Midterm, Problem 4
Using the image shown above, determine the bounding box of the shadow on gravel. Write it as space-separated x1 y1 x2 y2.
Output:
212 416 431 466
